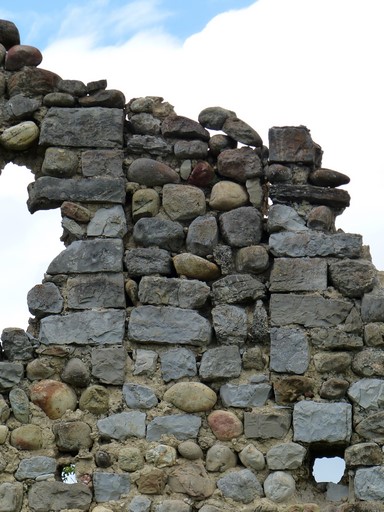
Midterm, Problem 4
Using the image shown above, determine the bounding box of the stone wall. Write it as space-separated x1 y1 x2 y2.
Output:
1 18 384 512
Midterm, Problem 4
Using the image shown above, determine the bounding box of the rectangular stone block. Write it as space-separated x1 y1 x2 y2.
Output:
27 176 126 213
268 126 315 163
270 258 327 292
39 309 126 345
67 273 125 309
138 276 210 309
270 294 352 327
128 305 211 346
269 184 350 209
362 290 384 323
270 327 309 374
269 231 362 258
244 408 291 439
39 107 124 148
81 149 124 177
146 414 201 441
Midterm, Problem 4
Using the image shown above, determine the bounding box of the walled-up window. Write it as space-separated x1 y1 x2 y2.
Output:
0 163 63 334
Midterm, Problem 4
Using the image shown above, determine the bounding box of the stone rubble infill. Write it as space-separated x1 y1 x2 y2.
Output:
2 16 384 511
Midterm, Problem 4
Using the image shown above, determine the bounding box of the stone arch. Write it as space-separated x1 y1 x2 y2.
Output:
1 18 384 512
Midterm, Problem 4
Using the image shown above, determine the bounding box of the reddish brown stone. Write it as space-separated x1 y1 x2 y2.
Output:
188 161 215 187
61 201 91 222
5 44 43 71
30 379 77 419
0 20 20 50
273 376 314 404
7 68 61 97
207 410 243 440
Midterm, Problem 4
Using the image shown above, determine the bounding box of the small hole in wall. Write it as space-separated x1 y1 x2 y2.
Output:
60 464 77 484
313 456 346 484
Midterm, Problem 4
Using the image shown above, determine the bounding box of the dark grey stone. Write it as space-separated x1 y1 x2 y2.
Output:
28 481 92 512
219 207 263 247
267 204 307 233
160 348 197 382
124 247 172 276
138 276 209 309
1 328 34 361
362 289 384 323
217 147 262 183
133 217 184 251
212 305 247 345
53 421 92 453
130 113 161 134
355 466 384 501
39 107 124 148
6 93 41 120
87 205 127 237
9 387 29 423
161 115 210 141
270 294 352 327
128 158 179 185
270 258 327 292
212 274 265 304
41 147 78 178
244 408 292 439
174 140 208 159
93 472 131 503
269 231 362 258
293 401 352 443
0 362 24 391
220 383 271 407
146 414 201 441
310 328 363 350
186 215 218 257
269 126 315 163
123 383 158 409
27 282 63 317
199 346 242 381
67 273 125 309
329 259 377 298
40 310 125 346
217 469 263 503
15 456 56 480
128 306 211 346
270 327 309 374
126 135 173 156
47 239 123 274
222 117 263 147
92 346 127 385
212 244 234 275
61 358 90 388
198 106 236 130
129 496 152 512
97 411 146 440
28 176 126 213
81 149 124 177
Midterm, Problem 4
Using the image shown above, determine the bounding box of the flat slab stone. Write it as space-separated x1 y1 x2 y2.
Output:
199 346 242 381
97 411 146 440
146 414 201 441
355 466 384 501
269 231 362 258
28 481 92 512
244 408 292 439
270 258 327 292
348 379 384 409
270 327 310 374
220 383 271 407
293 401 352 443
67 273 125 309
270 183 350 208
212 274 265 304
124 247 172 276
0 362 24 391
39 107 124 148
93 472 131 503
39 309 125 345
138 276 210 309
128 305 212 346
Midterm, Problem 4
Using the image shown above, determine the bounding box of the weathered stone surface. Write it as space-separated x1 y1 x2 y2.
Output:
209 181 249 211
10 425 43 450
355 466 384 501
53 421 93 452
208 410 243 440
133 217 184 251
40 309 125 345
264 471 296 503
124 247 172 276
309 168 350 187
5 94 41 120
355 411 384 442
313 351 352 373
219 207 263 247
217 469 263 503
267 204 307 233
244 408 292 439
93 472 131 503
155 500 191 512
134 349 158 376
30 379 77 419
361 289 384 323
178 441 203 460
209 133 237 156
129 495 152 512
310 328 363 350
329 259 376 298
28 176 126 213
7 67 61 97
67 273 125 309
146 444 177 468
61 201 91 222
345 442 382 467
58 79 87 96
0 120 39 150
123 383 158 409
160 348 197 382
293 401 352 443
198 106 236 130
129 305 211 346
269 231 362 258
164 382 217 412
0 362 24 391
242 347 266 371
270 258 327 292
126 135 173 156
163 184 206 221
307 205 335 231
266 442 306 470
15 456 56 480
118 446 144 471
212 274 265 304
235 245 269 274
174 140 208 159
27 282 63 317
266 163 292 183
217 147 262 183
97 411 146 440
186 215 218 256
43 92 76 107
270 327 309 374
28 481 92 511
270 294 352 327
352 349 384 377
78 88 126 108
132 188 160 220
1 328 33 361
187 161 215 186
239 444 265 470
320 378 349 400
82 149 124 177
212 305 247 345
220 383 271 407
92 346 127 385
139 276 209 309
40 107 124 148
9 387 29 423
41 147 78 178
137 467 166 494
206 444 237 472
173 253 220 281
130 112 161 134
365 323 384 347
273 376 314 404
162 115 210 141
199 346 242 381
79 385 109 414
87 205 127 237
0 20 20 49
168 462 215 499
269 126 315 163
146 414 201 441
222 117 263 147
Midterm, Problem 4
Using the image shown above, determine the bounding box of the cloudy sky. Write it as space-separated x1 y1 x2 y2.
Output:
1 0 383 334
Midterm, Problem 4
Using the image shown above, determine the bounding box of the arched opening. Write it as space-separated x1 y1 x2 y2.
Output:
0 163 63 334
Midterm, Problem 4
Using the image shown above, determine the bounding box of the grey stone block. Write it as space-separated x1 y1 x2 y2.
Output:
220 383 271 407
47 239 123 274
355 466 384 500
97 411 146 440
264 471 296 503
160 348 196 382
217 469 263 503
219 207 263 247
266 442 306 470
329 259 377 298
93 472 131 503
27 282 63 317
129 496 152 512
212 305 247 345
67 273 125 309
1 328 34 361
293 401 352 443
124 247 172 276
123 383 158 409
138 276 209 309
0 483 23 512
310 328 363 350
361 289 384 323
92 346 127 385
267 204 307 233
186 215 219 256
270 258 327 292
269 126 315 163
270 327 309 374
128 306 211 346
81 149 124 177
146 414 201 441
352 349 384 377
133 349 158 376
87 205 127 237
133 217 184 251
0 362 24 391
199 346 242 381
28 481 92 512
40 309 125 345
212 274 265 304
244 408 291 439
15 456 56 480
355 411 384 442
9 388 29 423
